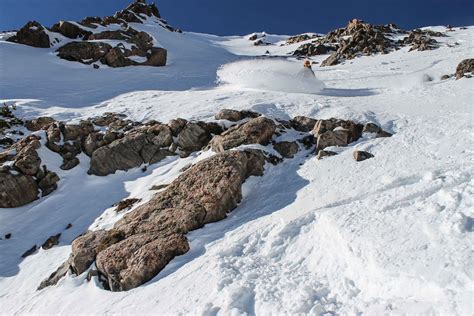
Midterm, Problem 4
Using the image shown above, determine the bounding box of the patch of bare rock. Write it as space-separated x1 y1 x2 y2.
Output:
6 0 177 68
292 18 446 66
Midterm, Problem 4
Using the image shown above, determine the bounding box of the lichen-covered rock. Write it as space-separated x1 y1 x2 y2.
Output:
215 109 260 122
455 59 474 79
46 150 265 291
0 170 38 208
88 125 174 176
273 141 299 158
176 122 211 152
291 116 317 132
25 117 55 131
210 117 276 152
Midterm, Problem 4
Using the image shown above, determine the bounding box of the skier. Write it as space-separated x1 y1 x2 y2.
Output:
302 59 315 78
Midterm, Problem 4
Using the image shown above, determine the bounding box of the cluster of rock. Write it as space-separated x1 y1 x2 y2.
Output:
292 19 446 66
455 58 474 79
248 33 270 46
441 58 474 80
0 103 24 149
0 135 59 208
399 29 443 51
33 109 392 291
285 33 320 45
6 0 173 68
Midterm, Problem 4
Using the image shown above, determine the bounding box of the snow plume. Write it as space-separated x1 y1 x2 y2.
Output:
217 59 325 94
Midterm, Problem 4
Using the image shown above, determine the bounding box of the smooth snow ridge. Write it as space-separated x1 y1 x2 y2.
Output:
217 59 325 94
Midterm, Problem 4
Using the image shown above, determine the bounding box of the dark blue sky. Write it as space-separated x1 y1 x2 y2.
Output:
1 0 473 35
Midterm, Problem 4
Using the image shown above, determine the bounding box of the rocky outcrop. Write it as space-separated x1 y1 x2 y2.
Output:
56 42 113 64
56 26 168 68
215 109 260 122
401 30 439 51
291 116 317 132
44 150 265 291
0 170 38 208
6 21 50 48
353 150 374 161
455 59 474 79
176 122 212 152
286 34 318 45
51 21 92 39
89 124 174 176
312 119 364 150
25 117 55 131
293 43 333 56
273 141 299 158
210 117 276 152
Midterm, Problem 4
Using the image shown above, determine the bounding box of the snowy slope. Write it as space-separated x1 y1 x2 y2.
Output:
0 15 473 315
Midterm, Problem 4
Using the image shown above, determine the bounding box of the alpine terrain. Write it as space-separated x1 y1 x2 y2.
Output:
0 1 473 314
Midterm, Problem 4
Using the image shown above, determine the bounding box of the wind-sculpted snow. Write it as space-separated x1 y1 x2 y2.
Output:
217 59 325 94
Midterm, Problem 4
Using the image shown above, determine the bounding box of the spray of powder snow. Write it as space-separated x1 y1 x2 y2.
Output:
217 59 325 94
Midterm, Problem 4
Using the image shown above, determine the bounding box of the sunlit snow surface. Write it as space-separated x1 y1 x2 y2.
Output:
0 18 473 315
217 59 325 94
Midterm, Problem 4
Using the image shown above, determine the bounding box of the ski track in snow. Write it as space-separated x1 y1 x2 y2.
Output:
0 18 473 315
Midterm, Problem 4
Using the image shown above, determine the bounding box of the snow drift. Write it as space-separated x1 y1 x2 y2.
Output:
217 59 325 94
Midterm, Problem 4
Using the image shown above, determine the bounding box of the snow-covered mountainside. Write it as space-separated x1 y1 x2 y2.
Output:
0 1 473 314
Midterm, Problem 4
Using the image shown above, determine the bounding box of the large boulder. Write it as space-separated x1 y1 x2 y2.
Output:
0 170 38 208
455 59 474 79
291 116 317 132
142 47 167 66
311 119 363 150
89 125 174 176
51 21 92 39
215 109 260 122
25 117 55 131
6 21 50 48
56 41 112 64
210 117 276 152
176 122 212 152
46 150 265 291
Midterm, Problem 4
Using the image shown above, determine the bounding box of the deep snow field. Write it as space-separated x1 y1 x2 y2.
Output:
0 15 473 315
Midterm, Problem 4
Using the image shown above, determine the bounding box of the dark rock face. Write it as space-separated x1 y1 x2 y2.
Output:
312 119 364 150
37 166 60 197
210 117 276 152
89 125 174 176
293 43 332 56
0 170 38 208
317 150 337 159
176 122 212 152
316 19 402 66
51 21 92 39
56 27 167 68
215 109 260 122
42 233 61 250
21 245 38 258
50 150 265 291
291 116 317 132
56 42 112 64
6 21 50 48
25 117 55 132
273 141 299 158
455 59 474 79
353 150 374 161
286 34 318 45
401 30 439 51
